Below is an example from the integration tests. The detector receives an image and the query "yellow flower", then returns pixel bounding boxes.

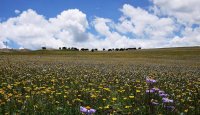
[91,94,97,98]
[7,85,12,89]
[74,98,83,102]
[17,100,22,103]
[25,95,30,98]
[103,88,111,92]
[56,93,62,95]
[8,93,13,97]
[104,105,110,109]
[118,89,125,93]
[112,97,117,101]
[51,79,55,82]
[85,106,91,110]
[123,97,127,100]
[125,105,132,109]
[129,95,134,99]
[0,89,5,94]
[136,80,140,83]
[184,109,188,113]
[136,90,141,93]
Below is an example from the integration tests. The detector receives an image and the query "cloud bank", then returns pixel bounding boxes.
[0,1,200,49]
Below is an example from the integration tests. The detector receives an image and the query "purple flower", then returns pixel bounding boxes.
[146,78,156,84]
[162,98,173,103]
[152,88,160,92]
[80,106,87,113]
[146,89,155,93]
[159,90,165,94]
[80,106,96,114]
[88,109,96,114]
[159,93,168,97]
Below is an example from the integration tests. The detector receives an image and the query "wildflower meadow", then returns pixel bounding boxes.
[0,48,200,114]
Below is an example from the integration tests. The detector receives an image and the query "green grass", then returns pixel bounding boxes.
[0,47,199,114]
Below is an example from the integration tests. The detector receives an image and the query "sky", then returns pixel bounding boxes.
[0,0,200,50]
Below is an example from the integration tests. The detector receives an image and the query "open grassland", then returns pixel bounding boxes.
[0,47,200,114]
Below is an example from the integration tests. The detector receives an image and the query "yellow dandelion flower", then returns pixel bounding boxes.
[8,93,13,97]
[7,85,12,89]
[25,95,30,98]
[118,89,125,93]
[123,97,127,100]
[184,109,188,113]
[85,106,91,110]
[91,94,97,98]
[129,95,134,99]
[104,105,110,109]
[136,80,140,83]
[136,90,141,93]
[112,97,117,101]
[103,88,111,92]
[17,100,22,103]
[125,105,132,109]
[56,93,62,95]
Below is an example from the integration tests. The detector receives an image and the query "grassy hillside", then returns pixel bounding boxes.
[0,47,199,114]
[1,47,199,66]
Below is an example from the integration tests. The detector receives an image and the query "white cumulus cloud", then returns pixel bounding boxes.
[0,2,200,50]
[14,9,21,14]
[116,4,176,39]
[0,9,93,49]
[151,0,200,25]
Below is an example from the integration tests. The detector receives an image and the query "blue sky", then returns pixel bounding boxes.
[0,0,200,49]
[0,0,150,22]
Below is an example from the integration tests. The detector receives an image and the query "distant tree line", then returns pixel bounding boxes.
[41,47,141,51]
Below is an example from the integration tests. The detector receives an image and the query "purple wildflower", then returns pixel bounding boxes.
[159,93,168,97]
[162,98,173,103]
[88,109,96,114]
[146,78,156,84]
[146,89,155,93]
[159,90,165,94]
[152,87,160,92]
[80,106,87,113]
[80,106,96,114]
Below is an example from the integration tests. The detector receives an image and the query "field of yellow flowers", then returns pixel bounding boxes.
[0,47,200,114]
